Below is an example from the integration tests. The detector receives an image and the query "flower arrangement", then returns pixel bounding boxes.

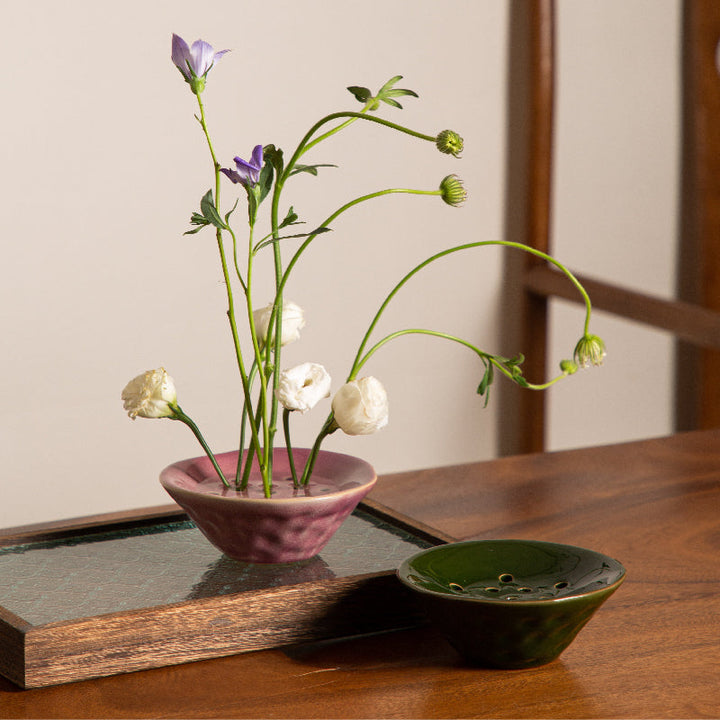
[121,34,605,499]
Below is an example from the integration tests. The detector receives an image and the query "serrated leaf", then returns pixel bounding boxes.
[375,75,419,110]
[279,206,299,229]
[347,85,371,103]
[200,190,227,230]
[189,211,210,226]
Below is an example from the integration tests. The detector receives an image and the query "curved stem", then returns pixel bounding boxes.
[275,188,440,311]
[171,406,228,487]
[300,416,338,485]
[282,111,436,183]
[349,240,593,381]
[356,328,568,389]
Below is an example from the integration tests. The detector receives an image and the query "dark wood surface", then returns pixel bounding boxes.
[1,429,719,718]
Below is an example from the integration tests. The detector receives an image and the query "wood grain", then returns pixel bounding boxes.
[0,500,448,689]
[1,429,719,717]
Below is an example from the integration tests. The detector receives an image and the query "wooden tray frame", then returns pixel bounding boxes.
[0,499,453,689]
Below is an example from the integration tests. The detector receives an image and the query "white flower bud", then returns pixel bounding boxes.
[121,368,178,419]
[331,377,389,436]
[253,300,306,349]
[276,363,332,413]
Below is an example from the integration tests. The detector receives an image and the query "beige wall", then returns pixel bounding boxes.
[0,0,678,528]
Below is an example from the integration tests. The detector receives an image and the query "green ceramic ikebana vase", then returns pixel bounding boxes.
[397,539,625,669]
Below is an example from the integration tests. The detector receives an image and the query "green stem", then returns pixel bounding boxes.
[274,188,440,315]
[300,416,338,485]
[282,111,436,183]
[263,106,438,477]
[241,395,267,492]
[350,240,592,380]
[356,328,568,389]
[171,406,228,488]
[244,222,270,473]
[282,409,300,488]
[194,93,265,480]
[236,362,258,484]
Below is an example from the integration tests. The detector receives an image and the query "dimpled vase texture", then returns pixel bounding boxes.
[398,539,625,669]
[160,448,376,563]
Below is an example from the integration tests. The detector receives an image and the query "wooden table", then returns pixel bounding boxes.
[1,429,719,718]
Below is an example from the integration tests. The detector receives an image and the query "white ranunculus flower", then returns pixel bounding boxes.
[121,368,178,419]
[331,377,389,436]
[253,300,305,348]
[275,363,332,413]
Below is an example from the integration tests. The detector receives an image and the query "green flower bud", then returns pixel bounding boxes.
[439,174,467,207]
[560,359,578,375]
[573,334,607,368]
[436,129,464,157]
[190,76,206,95]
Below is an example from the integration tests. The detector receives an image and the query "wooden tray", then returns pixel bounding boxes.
[0,499,452,688]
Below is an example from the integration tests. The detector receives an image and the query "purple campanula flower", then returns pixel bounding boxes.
[221,145,264,189]
[171,34,229,93]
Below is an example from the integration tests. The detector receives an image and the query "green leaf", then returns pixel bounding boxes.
[185,211,211,235]
[253,227,331,254]
[288,163,337,177]
[200,190,227,230]
[476,362,494,408]
[347,86,371,103]
[247,191,258,226]
[377,75,404,95]
[258,161,274,204]
[263,144,284,176]
[376,75,419,109]
[224,198,239,225]
[279,206,299,229]
[184,223,208,236]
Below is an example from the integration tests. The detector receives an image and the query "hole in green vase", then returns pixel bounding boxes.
[499,573,514,583]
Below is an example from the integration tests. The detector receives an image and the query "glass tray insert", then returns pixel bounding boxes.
[0,509,433,626]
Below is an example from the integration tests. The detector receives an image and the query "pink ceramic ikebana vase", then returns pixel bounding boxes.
[160,448,376,563]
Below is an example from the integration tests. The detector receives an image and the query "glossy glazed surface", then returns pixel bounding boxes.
[398,540,625,668]
[160,449,377,563]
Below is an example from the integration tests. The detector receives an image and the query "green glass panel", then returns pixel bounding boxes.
[0,510,432,625]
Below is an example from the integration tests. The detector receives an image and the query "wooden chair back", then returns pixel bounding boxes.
[502,0,720,455]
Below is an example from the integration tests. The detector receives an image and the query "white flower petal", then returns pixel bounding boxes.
[121,368,177,419]
[331,377,389,435]
[276,363,331,413]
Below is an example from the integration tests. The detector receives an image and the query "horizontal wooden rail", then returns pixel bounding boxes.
[523,264,720,350]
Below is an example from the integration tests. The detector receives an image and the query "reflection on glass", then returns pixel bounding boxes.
[0,511,432,625]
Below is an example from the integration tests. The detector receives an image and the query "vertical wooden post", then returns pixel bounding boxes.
[676,0,720,430]
[499,0,555,455]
